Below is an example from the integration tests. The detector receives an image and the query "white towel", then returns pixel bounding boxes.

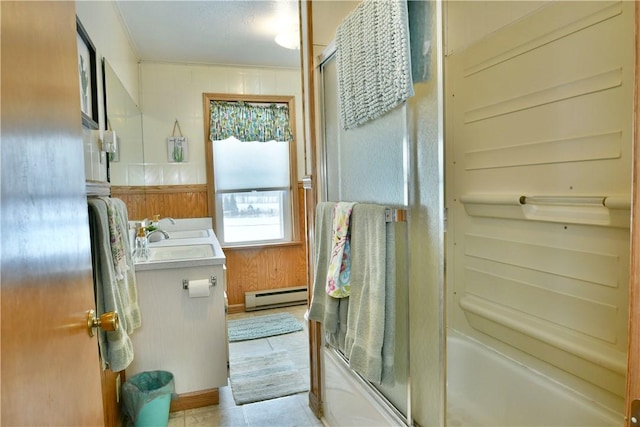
[336,0,413,129]
[344,204,395,385]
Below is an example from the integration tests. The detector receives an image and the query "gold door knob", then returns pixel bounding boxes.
[87,309,119,337]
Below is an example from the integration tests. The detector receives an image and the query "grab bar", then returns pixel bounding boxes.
[460,194,630,210]
[519,195,606,207]
[520,195,630,209]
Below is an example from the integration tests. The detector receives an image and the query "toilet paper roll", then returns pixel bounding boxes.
[187,279,210,298]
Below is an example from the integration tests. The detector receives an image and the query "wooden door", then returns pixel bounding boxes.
[1,2,105,425]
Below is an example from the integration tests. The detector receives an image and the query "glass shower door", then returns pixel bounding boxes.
[318,50,411,421]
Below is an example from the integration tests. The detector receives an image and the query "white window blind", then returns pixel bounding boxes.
[213,136,290,191]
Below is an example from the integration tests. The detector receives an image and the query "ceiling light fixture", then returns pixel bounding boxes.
[275,29,299,50]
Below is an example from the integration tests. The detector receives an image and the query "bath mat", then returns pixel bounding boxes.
[229,350,308,405]
[336,0,413,129]
[227,312,303,342]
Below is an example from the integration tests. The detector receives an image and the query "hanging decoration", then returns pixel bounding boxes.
[167,119,188,163]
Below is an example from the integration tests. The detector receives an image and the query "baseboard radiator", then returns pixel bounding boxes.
[245,286,308,311]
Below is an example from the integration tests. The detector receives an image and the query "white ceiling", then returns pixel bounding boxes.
[115,0,301,68]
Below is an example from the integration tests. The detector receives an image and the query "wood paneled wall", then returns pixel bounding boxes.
[112,184,308,311]
[112,185,209,220]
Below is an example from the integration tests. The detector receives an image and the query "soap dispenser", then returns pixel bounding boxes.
[147,214,160,232]
[133,226,150,262]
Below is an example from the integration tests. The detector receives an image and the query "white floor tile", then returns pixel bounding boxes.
[168,306,322,427]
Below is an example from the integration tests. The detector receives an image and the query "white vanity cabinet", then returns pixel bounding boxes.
[128,264,228,396]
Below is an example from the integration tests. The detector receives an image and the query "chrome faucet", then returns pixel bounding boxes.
[147,229,170,243]
[143,216,176,225]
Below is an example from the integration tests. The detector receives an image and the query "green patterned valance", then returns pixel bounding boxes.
[210,101,293,142]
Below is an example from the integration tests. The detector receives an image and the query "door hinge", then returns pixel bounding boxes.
[302,175,313,190]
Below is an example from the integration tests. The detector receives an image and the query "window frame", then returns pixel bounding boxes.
[203,93,300,248]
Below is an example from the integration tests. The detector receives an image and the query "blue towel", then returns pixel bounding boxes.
[88,197,141,372]
[308,202,349,351]
[344,204,396,385]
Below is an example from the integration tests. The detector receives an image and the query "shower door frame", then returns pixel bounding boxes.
[310,37,413,427]
[625,3,640,425]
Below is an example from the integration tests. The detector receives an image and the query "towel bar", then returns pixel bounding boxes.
[385,208,407,223]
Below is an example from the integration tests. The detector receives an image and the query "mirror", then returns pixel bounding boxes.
[102,59,144,185]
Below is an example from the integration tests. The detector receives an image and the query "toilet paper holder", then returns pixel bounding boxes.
[182,276,217,289]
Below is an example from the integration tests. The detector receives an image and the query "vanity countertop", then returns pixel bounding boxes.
[134,227,225,271]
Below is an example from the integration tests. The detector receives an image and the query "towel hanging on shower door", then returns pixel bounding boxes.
[326,202,356,298]
[336,0,414,129]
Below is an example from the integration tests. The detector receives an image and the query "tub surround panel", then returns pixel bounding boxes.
[446,0,632,418]
[460,306,626,411]
[444,1,549,56]
[447,334,622,426]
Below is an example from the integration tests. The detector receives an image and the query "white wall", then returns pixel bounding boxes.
[311,0,359,57]
[75,2,139,105]
[75,1,140,182]
[126,62,304,187]
[76,2,304,188]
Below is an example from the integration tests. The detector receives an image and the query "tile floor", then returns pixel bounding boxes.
[167,305,323,427]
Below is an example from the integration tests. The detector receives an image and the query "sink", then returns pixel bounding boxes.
[167,229,210,239]
[133,227,225,271]
[148,244,215,261]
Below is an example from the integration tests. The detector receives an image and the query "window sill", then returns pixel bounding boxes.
[221,240,305,251]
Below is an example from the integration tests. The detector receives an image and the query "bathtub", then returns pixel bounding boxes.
[446,333,623,426]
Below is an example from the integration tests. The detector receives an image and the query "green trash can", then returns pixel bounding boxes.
[122,371,175,427]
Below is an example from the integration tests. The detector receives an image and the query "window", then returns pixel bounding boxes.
[204,94,298,247]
